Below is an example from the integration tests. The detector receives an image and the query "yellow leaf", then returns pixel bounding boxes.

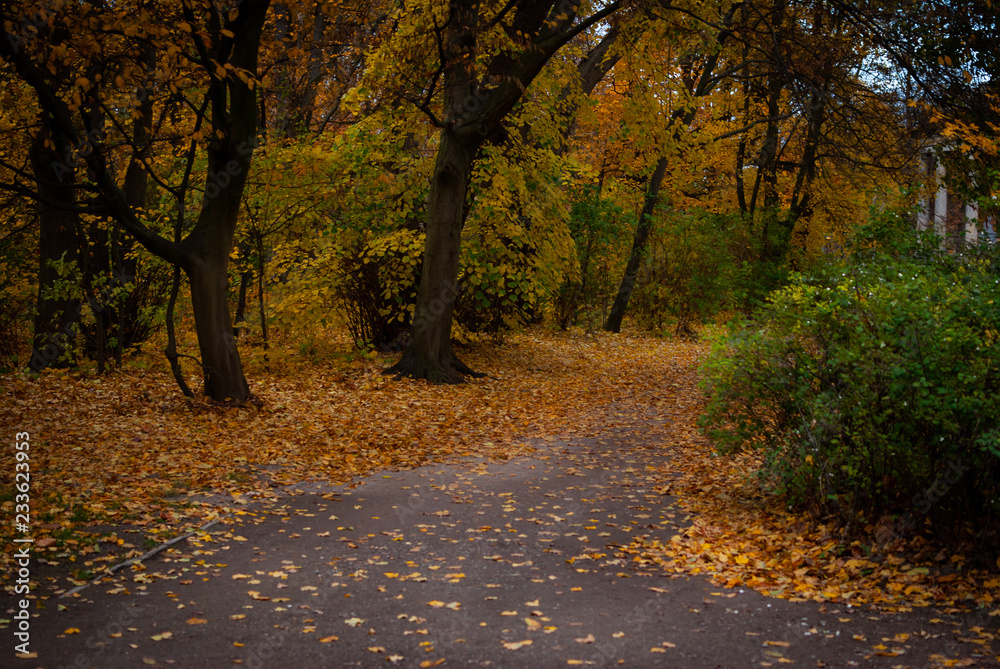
[502,640,533,650]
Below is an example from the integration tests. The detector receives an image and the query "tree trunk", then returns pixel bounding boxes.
[256,256,269,350]
[28,130,82,371]
[385,0,622,381]
[179,156,253,401]
[386,130,483,382]
[234,269,252,338]
[186,254,248,402]
[603,156,668,333]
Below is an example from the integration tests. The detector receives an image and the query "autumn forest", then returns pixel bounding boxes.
[3,0,1000,666]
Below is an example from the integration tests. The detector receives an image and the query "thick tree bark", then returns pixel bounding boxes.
[187,254,248,401]
[28,130,82,371]
[178,122,257,401]
[388,130,484,382]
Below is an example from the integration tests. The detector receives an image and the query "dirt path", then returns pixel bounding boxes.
[3,407,997,668]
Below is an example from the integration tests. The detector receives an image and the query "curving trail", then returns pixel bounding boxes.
[4,405,995,668]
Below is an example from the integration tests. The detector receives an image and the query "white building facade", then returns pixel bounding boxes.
[916,147,995,247]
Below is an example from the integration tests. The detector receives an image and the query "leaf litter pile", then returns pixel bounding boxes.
[3,327,1000,619]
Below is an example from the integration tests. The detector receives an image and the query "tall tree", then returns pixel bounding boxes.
[0,0,272,402]
[604,1,740,333]
[381,0,622,382]
[27,126,83,370]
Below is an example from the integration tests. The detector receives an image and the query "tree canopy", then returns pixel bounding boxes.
[0,0,996,396]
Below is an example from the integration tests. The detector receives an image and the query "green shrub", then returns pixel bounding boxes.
[632,210,734,337]
[700,230,1000,521]
[552,189,625,330]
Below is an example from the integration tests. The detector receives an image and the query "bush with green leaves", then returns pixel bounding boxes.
[632,209,734,337]
[700,227,1000,523]
[553,189,626,330]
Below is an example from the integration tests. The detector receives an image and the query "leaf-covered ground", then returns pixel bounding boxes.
[0,329,685,588]
[3,327,1000,618]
